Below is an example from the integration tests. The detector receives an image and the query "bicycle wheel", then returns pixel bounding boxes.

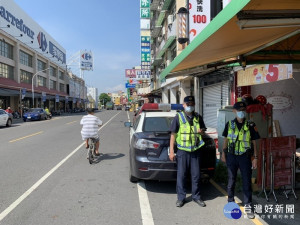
[88,140,94,164]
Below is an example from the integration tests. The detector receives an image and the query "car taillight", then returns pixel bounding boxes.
[134,139,160,150]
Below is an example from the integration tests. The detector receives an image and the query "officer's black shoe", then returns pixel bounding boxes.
[176,200,185,207]
[193,199,206,207]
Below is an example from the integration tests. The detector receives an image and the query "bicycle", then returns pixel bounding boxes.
[87,138,98,164]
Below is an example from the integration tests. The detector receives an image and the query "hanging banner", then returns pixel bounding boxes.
[125,69,151,80]
[125,69,137,78]
[21,88,26,100]
[126,83,136,88]
[42,92,46,102]
[237,64,293,87]
[189,0,211,43]
[55,94,59,103]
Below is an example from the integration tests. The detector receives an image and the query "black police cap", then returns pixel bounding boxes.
[184,96,195,103]
[233,101,246,110]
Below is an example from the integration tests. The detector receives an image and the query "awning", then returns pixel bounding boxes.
[157,35,176,58]
[0,88,20,96]
[156,11,166,27]
[160,0,300,81]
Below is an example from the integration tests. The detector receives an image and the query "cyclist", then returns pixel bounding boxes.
[45,107,50,115]
[80,108,103,156]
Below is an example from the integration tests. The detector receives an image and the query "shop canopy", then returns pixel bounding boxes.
[160,0,300,81]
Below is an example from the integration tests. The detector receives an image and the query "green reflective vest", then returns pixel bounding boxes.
[176,112,205,152]
[227,120,251,155]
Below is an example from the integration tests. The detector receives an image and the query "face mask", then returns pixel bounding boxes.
[185,106,195,113]
[236,111,246,119]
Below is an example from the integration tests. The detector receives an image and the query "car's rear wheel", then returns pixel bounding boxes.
[6,119,12,127]
[129,174,139,183]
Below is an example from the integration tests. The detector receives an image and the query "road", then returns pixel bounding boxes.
[0,110,260,225]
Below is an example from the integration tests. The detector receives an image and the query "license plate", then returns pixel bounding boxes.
[167,147,176,156]
[27,117,31,119]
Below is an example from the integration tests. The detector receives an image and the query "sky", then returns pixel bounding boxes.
[13,0,141,94]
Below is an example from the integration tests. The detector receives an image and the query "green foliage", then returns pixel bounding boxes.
[99,93,111,106]
[214,162,228,185]
[213,161,243,193]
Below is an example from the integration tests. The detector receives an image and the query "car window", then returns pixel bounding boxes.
[143,117,174,132]
[133,115,141,130]
[0,110,4,115]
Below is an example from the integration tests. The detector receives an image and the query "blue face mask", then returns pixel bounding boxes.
[237,111,246,119]
[185,106,195,113]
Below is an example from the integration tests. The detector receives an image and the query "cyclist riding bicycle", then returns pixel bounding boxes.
[80,108,103,156]
[45,107,50,115]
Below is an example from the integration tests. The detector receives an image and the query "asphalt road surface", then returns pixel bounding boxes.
[0,110,263,225]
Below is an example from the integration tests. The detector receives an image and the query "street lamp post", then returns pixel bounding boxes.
[32,68,50,108]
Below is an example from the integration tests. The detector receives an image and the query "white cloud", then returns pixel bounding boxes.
[103,84,125,93]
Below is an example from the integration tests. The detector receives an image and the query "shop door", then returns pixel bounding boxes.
[203,82,229,128]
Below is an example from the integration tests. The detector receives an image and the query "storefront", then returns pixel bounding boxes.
[236,64,300,138]
[202,81,229,128]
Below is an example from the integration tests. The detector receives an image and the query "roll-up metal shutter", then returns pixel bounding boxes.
[203,82,229,128]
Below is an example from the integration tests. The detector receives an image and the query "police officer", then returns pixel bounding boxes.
[169,96,206,208]
[221,101,260,219]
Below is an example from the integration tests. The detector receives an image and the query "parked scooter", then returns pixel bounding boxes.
[12,111,20,119]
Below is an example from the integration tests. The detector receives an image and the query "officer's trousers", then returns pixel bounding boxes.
[226,153,252,205]
[176,149,201,201]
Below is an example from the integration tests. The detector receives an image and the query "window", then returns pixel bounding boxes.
[0,40,13,59]
[59,71,64,80]
[38,75,47,87]
[0,63,14,79]
[37,59,46,71]
[133,115,141,130]
[59,83,65,92]
[143,117,173,132]
[170,44,177,61]
[19,50,33,67]
[50,80,56,90]
[49,66,57,77]
[20,70,32,84]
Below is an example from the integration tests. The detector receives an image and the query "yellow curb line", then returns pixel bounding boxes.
[66,120,77,125]
[9,131,43,143]
[209,179,264,225]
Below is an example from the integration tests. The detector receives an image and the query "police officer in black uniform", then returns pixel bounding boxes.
[169,96,207,208]
[221,101,260,219]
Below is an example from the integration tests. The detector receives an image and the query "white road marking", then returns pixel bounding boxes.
[137,182,155,225]
[127,111,154,225]
[0,112,121,222]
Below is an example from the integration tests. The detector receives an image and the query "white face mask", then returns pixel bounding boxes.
[185,106,195,113]
[236,111,246,119]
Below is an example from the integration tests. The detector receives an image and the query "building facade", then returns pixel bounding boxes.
[87,87,98,109]
[0,0,86,113]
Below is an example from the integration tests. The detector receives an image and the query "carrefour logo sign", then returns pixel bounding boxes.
[37,32,47,52]
[0,5,34,39]
[82,53,92,60]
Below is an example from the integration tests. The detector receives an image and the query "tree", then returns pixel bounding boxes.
[99,93,111,106]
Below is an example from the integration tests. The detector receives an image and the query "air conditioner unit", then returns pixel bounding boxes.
[162,28,165,36]
[168,15,173,25]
